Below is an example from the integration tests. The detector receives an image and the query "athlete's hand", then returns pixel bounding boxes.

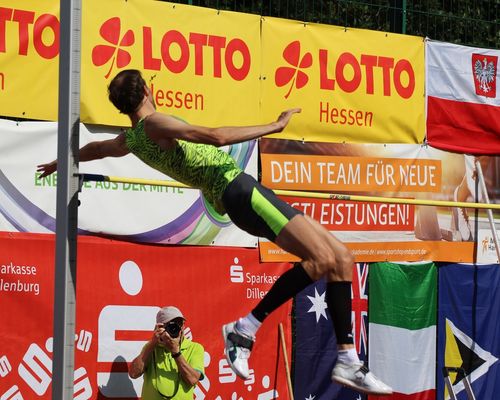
[275,108,301,132]
[37,161,57,178]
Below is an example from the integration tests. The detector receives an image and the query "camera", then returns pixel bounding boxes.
[164,321,182,338]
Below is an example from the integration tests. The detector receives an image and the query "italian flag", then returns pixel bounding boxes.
[426,40,500,155]
[368,262,437,399]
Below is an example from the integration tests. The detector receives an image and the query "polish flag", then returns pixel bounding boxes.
[426,40,500,155]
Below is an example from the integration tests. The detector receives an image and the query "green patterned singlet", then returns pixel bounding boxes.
[125,119,242,214]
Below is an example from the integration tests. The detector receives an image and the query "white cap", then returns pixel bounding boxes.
[156,306,184,324]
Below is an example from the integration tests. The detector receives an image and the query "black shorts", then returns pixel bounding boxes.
[222,172,302,242]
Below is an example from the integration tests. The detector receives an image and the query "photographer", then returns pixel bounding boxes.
[129,306,204,399]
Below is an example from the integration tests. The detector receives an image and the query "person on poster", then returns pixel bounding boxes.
[128,306,204,399]
[452,155,491,241]
[37,69,392,395]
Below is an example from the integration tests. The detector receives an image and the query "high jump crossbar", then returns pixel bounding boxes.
[79,173,500,210]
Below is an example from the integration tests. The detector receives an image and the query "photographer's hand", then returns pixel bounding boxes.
[129,324,165,379]
[153,323,166,345]
[161,330,181,354]
[167,333,202,386]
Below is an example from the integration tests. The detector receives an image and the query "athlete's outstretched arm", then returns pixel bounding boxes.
[36,133,130,178]
[144,108,301,147]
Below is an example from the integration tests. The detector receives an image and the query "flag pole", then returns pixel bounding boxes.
[279,323,294,400]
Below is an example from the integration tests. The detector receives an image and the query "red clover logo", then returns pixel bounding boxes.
[92,17,135,78]
[274,41,312,99]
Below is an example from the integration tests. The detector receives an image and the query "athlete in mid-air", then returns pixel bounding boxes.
[37,69,392,395]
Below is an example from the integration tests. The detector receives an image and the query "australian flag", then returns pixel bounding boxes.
[294,263,369,400]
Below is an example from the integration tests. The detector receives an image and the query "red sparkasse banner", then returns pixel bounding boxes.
[0,232,292,399]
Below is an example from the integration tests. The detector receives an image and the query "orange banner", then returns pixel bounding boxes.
[258,139,500,263]
[284,196,415,231]
[260,240,474,263]
[261,154,441,192]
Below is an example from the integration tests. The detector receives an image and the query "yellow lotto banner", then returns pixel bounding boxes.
[2,1,425,138]
[0,0,60,121]
[261,17,425,143]
[81,0,261,126]
[0,0,261,126]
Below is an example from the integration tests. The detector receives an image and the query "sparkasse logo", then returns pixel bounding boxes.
[229,258,244,283]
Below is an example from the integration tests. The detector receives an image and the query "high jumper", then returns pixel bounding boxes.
[37,69,392,395]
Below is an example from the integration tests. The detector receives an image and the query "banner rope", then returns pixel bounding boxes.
[78,173,500,210]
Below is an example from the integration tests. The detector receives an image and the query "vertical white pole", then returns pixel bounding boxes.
[52,0,81,398]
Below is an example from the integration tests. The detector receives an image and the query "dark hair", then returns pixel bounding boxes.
[108,69,147,114]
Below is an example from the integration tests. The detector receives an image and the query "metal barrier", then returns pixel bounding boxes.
[443,367,476,400]
[167,0,499,48]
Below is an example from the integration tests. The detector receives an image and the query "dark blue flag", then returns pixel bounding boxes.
[438,263,500,400]
[294,263,369,400]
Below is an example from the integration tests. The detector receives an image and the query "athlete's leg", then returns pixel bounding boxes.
[452,156,477,241]
[238,213,353,342]
[221,175,391,393]
[225,212,391,393]
[272,214,391,395]
[223,174,353,353]
[275,214,355,349]
[225,212,356,373]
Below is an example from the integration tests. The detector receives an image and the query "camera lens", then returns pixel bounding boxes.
[165,322,181,338]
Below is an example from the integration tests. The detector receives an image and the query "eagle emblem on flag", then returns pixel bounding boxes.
[472,54,497,98]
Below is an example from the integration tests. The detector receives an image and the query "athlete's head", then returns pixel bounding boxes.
[108,69,147,114]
